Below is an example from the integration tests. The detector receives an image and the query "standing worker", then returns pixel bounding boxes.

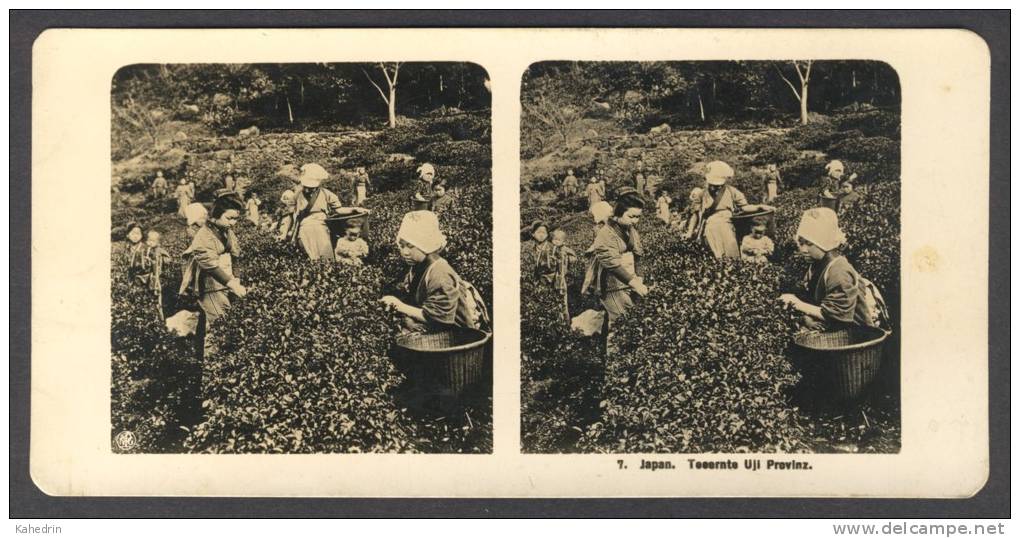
[174,176,195,219]
[180,194,249,360]
[290,163,357,261]
[151,170,168,199]
[695,161,774,259]
[763,163,781,203]
[583,188,649,354]
[562,169,579,198]
[585,175,606,209]
[354,166,371,206]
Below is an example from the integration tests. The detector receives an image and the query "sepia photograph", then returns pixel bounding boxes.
[109,62,494,454]
[520,61,902,454]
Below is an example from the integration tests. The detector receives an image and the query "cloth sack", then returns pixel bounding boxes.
[166,310,200,337]
[571,309,606,336]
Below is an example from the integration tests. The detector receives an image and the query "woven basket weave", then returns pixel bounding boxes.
[394,328,491,396]
[792,326,889,401]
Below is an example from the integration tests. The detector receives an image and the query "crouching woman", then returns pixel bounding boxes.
[380,210,480,333]
[780,207,877,331]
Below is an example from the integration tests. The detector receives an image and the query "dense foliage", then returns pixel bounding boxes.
[112,112,493,454]
[521,83,902,454]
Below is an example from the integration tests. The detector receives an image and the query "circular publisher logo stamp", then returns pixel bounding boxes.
[114,430,137,451]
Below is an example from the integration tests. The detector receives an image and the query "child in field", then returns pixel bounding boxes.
[141,230,173,290]
[431,182,454,214]
[656,189,672,225]
[124,222,146,278]
[522,220,556,283]
[245,192,262,226]
[740,216,774,264]
[334,224,370,266]
[682,186,704,239]
[276,188,297,241]
[549,228,578,292]
[838,178,862,213]
[185,203,208,238]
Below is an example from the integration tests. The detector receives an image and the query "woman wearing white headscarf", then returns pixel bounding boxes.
[381,210,477,333]
[780,207,875,330]
[290,163,356,261]
[695,161,774,259]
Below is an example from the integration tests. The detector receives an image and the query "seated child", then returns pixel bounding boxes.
[431,182,454,214]
[740,216,774,264]
[334,224,370,266]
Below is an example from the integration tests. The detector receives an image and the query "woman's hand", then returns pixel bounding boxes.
[759,204,775,212]
[629,277,650,297]
[380,295,404,311]
[779,293,800,307]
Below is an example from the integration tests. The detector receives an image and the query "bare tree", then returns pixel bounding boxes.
[112,95,170,155]
[776,60,813,125]
[363,62,402,128]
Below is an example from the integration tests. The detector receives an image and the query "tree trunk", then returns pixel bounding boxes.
[387,87,397,128]
[698,92,705,122]
[286,95,294,124]
[799,83,809,125]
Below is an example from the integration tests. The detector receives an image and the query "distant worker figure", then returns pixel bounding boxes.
[175,177,195,219]
[763,163,781,203]
[562,169,579,197]
[151,170,168,198]
[415,163,437,203]
[245,192,262,226]
[585,175,606,209]
[695,161,774,259]
[354,166,371,206]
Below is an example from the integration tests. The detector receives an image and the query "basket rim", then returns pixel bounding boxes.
[732,208,775,220]
[395,328,492,353]
[793,327,891,352]
[325,208,372,221]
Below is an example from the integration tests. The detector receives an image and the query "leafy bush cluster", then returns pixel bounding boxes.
[111,114,493,454]
[521,163,901,454]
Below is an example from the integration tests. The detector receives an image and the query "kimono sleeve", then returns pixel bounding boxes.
[731,187,750,209]
[593,231,636,284]
[820,266,859,324]
[188,232,233,285]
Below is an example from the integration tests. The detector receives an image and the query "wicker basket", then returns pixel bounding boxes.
[394,327,491,396]
[325,209,372,247]
[791,326,890,401]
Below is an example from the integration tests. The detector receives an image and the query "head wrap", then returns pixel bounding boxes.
[299,163,329,188]
[825,160,845,176]
[397,210,446,254]
[416,163,436,179]
[590,201,613,224]
[796,207,847,251]
[184,203,208,226]
[705,160,734,186]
